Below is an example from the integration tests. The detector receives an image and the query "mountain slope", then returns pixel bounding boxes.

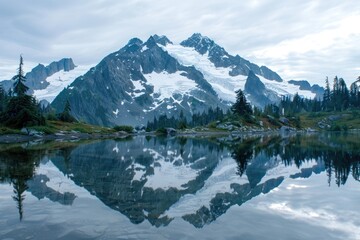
[50,34,321,127]
[51,36,227,126]
[163,33,318,103]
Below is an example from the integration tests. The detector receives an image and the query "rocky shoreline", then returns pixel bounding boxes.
[0,131,132,144]
[0,126,307,144]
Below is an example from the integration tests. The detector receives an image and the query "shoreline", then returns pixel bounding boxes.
[0,128,293,144]
[0,132,132,144]
[1,128,356,144]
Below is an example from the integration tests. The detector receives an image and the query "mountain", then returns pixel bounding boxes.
[51,35,227,126]
[0,58,89,103]
[51,34,319,126]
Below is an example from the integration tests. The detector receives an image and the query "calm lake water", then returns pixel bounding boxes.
[1,133,360,240]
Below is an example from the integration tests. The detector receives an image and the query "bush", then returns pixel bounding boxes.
[113,125,134,133]
[156,128,167,135]
[330,125,341,131]
[207,121,217,129]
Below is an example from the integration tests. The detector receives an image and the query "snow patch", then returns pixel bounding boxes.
[33,65,90,103]
[141,45,149,52]
[113,109,119,117]
[259,75,316,99]
[144,71,197,101]
[163,44,246,102]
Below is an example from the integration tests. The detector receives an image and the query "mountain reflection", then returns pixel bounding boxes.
[1,133,360,227]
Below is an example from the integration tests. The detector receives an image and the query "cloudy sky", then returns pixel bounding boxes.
[0,0,359,85]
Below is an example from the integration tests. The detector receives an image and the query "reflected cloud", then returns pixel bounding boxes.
[261,202,360,239]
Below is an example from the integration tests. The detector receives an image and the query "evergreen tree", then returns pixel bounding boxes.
[2,56,45,128]
[0,84,8,113]
[323,77,331,111]
[12,55,29,96]
[350,80,360,108]
[231,89,252,116]
[338,78,349,110]
[59,100,77,122]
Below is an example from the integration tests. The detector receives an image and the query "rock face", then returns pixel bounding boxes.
[244,71,280,107]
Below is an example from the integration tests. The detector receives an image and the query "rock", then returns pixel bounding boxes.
[166,128,177,136]
[28,129,43,136]
[280,126,296,133]
[21,128,29,134]
[279,117,289,125]
[328,115,341,121]
[20,128,43,136]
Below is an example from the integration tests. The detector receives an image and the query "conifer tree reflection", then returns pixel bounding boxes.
[0,147,41,221]
[230,137,260,177]
[12,178,28,221]
[227,133,360,187]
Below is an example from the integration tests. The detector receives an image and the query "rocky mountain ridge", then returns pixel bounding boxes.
[51,34,323,126]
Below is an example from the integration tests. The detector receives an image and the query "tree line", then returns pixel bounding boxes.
[273,76,360,116]
[146,106,226,131]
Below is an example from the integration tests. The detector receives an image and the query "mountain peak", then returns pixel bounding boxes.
[144,36,158,48]
[181,33,215,55]
[126,38,143,47]
[152,34,172,46]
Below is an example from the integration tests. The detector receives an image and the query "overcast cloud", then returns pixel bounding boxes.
[0,0,359,85]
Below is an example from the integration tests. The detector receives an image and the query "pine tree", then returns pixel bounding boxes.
[59,100,77,122]
[2,56,45,128]
[323,77,331,111]
[0,84,8,113]
[12,55,29,96]
[231,89,252,116]
[339,78,349,110]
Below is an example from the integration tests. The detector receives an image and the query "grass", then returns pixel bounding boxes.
[0,127,23,135]
[299,110,360,130]
[0,120,116,136]
[45,120,116,134]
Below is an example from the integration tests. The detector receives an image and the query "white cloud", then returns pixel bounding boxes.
[0,0,359,85]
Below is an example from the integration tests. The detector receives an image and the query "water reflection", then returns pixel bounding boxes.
[229,134,360,186]
[0,143,79,221]
[0,146,42,220]
[0,133,360,229]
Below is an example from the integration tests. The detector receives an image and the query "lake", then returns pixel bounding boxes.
[1,133,360,240]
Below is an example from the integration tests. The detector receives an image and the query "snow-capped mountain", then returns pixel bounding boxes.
[0,58,89,103]
[50,34,322,126]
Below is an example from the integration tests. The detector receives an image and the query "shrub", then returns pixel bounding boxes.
[113,125,134,133]
[156,128,167,135]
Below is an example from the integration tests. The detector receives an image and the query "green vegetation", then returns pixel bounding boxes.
[113,125,134,133]
[46,121,115,134]
[58,100,77,123]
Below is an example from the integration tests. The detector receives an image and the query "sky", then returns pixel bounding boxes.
[0,0,359,86]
